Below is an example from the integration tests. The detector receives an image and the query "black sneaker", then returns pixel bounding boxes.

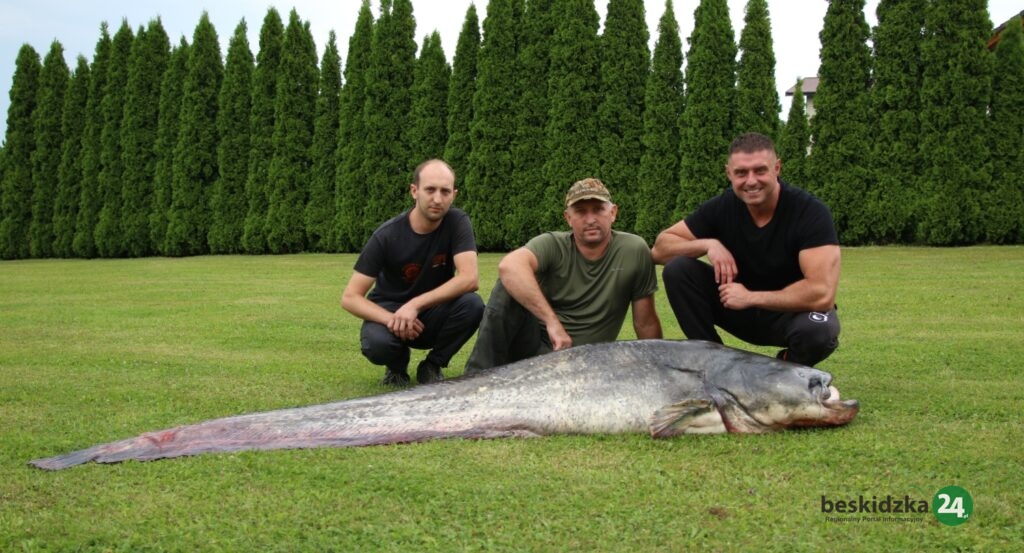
[381,368,411,387]
[416,360,444,384]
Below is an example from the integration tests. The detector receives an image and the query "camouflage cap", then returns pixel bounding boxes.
[564,178,612,208]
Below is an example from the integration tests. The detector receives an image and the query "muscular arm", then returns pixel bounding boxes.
[718,244,841,312]
[652,219,738,284]
[630,295,663,339]
[498,247,572,350]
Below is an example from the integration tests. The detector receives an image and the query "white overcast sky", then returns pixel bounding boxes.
[1,1,1021,139]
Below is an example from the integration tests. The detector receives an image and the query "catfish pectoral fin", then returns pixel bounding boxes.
[649,399,726,438]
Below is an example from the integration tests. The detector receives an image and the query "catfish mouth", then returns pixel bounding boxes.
[816,385,860,426]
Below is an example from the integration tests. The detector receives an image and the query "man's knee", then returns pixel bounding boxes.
[787,310,840,365]
[360,323,403,365]
[451,292,485,326]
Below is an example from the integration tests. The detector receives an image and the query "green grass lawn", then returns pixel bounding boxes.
[1,248,1021,551]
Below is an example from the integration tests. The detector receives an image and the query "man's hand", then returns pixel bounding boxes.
[718,281,755,310]
[387,304,424,341]
[705,239,738,284]
[546,321,573,351]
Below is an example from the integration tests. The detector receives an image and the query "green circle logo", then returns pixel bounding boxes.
[932,485,973,526]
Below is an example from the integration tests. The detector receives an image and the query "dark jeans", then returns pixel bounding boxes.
[360,292,484,373]
[662,256,840,367]
[464,281,552,374]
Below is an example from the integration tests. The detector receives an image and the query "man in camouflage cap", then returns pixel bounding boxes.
[465,178,662,373]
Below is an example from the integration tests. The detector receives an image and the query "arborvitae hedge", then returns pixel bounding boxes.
[265,10,317,254]
[94,21,134,258]
[29,41,69,258]
[918,0,993,245]
[305,30,340,253]
[121,19,170,258]
[150,38,188,255]
[52,56,89,257]
[677,0,736,218]
[635,0,684,244]
[465,0,520,250]
[334,1,374,252]
[808,0,873,244]
[209,20,253,254]
[2,1,1023,258]
[869,0,926,244]
[408,32,451,164]
[542,0,601,231]
[444,5,480,196]
[72,25,110,259]
[0,45,40,260]
[597,0,649,233]
[242,8,283,254]
[734,0,780,140]
[777,77,809,188]
[987,17,1024,243]
[507,0,554,247]
[165,13,222,256]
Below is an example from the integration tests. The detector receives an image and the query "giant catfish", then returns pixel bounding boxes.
[30,340,859,470]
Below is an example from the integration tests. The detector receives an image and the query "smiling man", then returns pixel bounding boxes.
[342,159,484,386]
[464,178,662,373]
[651,132,841,367]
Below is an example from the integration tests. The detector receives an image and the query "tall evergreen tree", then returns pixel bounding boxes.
[734,0,780,139]
[541,0,600,232]
[150,38,189,255]
[986,17,1024,243]
[121,19,170,257]
[29,41,69,258]
[266,10,318,253]
[508,0,555,246]
[635,0,685,243]
[597,0,649,233]
[443,4,480,190]
[0,45,40,259]
[870,0,926,243]
[777,77,810,188]
[333,1,374,252]
[209,20,254,254]
[53,56,90,257]
[465,0,521,249]
[807,0,873,244]
[677,0,737,218]
[165,12,222,256]
[242,8,284,253]
[305,30,341,252]
[72,25,111,258]
[360,0,418,238]
[93,20,134,257]
[917,1,993,244]
[408,32,451,162]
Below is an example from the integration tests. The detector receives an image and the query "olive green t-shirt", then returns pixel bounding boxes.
[525,230,658,345]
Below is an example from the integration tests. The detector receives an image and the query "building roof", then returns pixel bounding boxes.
[784,77,819,96]
[988,10,1024,50]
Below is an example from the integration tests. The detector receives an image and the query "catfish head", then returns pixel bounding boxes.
[703,358,860,433]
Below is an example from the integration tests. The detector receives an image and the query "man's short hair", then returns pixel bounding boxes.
[412,159,455,185]
[729,132,777,156]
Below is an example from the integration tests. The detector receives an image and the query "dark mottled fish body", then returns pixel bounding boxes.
[30,340,859,470]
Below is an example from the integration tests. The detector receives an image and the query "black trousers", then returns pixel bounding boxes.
[463,280,553,374]
[662,256,840,367]
[359,292,484,373]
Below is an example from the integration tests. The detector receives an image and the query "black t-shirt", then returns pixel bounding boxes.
[685,180,838,291]
[354,208,477,304]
